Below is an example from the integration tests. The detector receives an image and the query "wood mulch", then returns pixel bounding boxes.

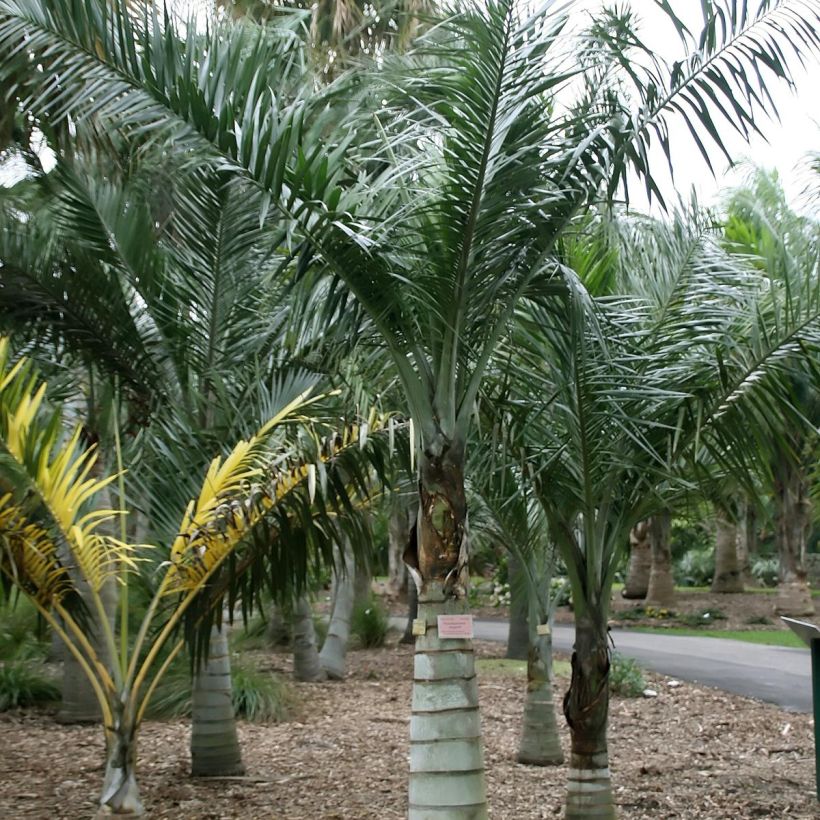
[0,638,816,819]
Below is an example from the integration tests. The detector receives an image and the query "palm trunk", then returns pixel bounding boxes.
[406,438,488,819]
[644,512,674,609]
[190,625,245,777]
[319,541,355,679]
[401,580,418,644]
[388,498,413,596]
[517,629,563,766]
[506,552,529,661]
[711,507,744,593]
[292,596,325,682]
[563,613,614,819]
[774,453,814,616]
[622,521,650,599]
[100,718,143,815]
[266,604,290,647]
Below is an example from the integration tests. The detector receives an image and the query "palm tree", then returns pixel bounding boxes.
[2,1,819,812]
[505,206,820,818]
[0,340,393,813]
[723,169,820,616]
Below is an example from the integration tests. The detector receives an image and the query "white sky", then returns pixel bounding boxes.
[578,0,820,213]
[2,0,818,212]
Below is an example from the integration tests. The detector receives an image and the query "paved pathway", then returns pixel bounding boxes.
[392,617,814,712]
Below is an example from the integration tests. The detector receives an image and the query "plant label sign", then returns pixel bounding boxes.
[437,614,474,639]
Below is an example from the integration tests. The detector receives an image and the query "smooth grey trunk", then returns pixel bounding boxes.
[644,512,674,609]
[409,584,487,819]
[711,507,744,593]
[58,576,117,724]
[622,521,650,599]
[319,542,355,679]
[388,497,414,596]
[292,596,325,682]
[774,452,814,616]
[517,629,563,766]
[190,624,245,777]
[735,499,754,586]
[401,581,418,644]
[505,552,529,661]
[100,721,143,815]
[266,604,290,647]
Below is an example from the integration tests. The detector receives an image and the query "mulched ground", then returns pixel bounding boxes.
[1,637,817,819]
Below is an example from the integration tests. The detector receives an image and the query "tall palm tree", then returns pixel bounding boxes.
[724,169,820,616]
[2,1,819,813]
[504,206,820,818]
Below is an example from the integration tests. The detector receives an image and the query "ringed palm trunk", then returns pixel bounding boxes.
[644,513,674,609]
[505,552,529,661]
[292,596,325,682]
[711,508,744,593]
[319,541,355,679]
[406,438,488,819]
[622,521,650,600]
[563,613,614,819]
[190,624,245,777]
[773,454,814,616]
[517,627,563,766]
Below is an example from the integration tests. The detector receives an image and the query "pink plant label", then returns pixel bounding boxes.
[437,614,474,639]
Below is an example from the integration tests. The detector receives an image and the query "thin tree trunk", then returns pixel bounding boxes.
[319,541,355,679]
[388,497,412,597]
[644,513,674,609]
[190,624,245,777]
[735,498,755,586]
[563,613,614,819]
[292,596,325,682]
[712,507,744,593]
[405,439,488,819]
[506,552,529,660]
[401,579,418,645]
[517,629,563,766]
[100,718,143,815]
[774,453,814,616]
[266,604,290,647]
[622,521,650,599]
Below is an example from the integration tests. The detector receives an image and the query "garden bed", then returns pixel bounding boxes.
[0,638,816,819]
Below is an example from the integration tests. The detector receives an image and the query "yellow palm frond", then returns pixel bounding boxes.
[0,495,72,605]
[0,339,133,597]
[162,409,389,596]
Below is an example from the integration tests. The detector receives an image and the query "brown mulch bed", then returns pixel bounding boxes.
[0,639,816,819]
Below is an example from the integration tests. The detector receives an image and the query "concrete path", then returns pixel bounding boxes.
[392,617,814,712]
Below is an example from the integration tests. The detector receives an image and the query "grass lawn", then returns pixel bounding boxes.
[611,582,820,598]
[631,626,805,648]
[476,657,572,677]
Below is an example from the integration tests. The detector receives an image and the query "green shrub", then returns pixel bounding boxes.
[751,557,779,588]
[674,549,714,587]
[0,599,48,661]
[550,577,571,608]
[231,659,296,722]
[746,615,773,626]
[677,608,726,627]
[230,614,270,652]
[147,655,295,723]
[608,653,645,698]
[351,596,388,648]
[0,661,60,710]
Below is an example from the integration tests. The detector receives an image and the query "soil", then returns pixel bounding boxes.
[1,637,817,819]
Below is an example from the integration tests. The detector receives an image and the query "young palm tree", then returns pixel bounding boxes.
[2,1,819,812]
[0,339,392,814]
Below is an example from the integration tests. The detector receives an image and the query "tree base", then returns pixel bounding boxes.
[773,581,815,617]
